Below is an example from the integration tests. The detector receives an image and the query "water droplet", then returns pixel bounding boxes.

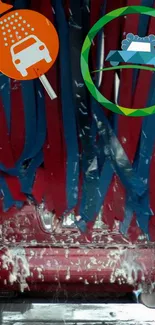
[0,22,3,25]
[13,27,16,30]
[21,28,24,31]
[19,16,22,20]
[8,29,11,33]
[10,22,13,25]
[4,37,7,41]
[12,40,15,43]
[18,24,21,27]
[23,20,26,24]
[1,26,5,30]
[10,35,13,38]
[3,32,6,35]
[8,17,11,20]
[6,24,9,27]
[27,24,30,27]
[15,12,18,16]
[31,28,34,31]
[4,19,7,22]
[15,31,19,34]
[122,137,127,144]
[5,43,8,46]
[15,19,18,23]
[11,15,14,18]
[25,32,28,35]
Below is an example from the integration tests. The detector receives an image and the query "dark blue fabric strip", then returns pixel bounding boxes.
[0,176,15,211]
[13,0,30,9]
[95,0,107,89]
[27,79,46,159]
[93,105,146,196]
[0,80,45,176]
[0,74,16,210]
[120,4,155,236]
[53,0,79,210]
[77,0,149,230]
[76,96,148,231]
[95,160,113,216]
[0,80,37,175]
[132,0,154,94]
[19,81,37,162]
[68,0,100,222]
[3,0,37,167]
[13,0,38,164]
[93,112,118,217]
[134,77,155,235]
[76,104,149,231]
[119,197,133,235]
[93,106,150,217]
[93,102,118,218]
[0,175,23,211]
[91,1,107,143]
[20,150,43,194]
[0,76,16,210]
[78,1,109,225]
[120,77,155,237]
[18,80,45,193]
[0,0,46,210]
[0,73,18,210]
[89,0,124,224]
[0,74,11,132]
[138,0,154,35]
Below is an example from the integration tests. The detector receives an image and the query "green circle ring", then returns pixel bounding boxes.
[81,6,155,117]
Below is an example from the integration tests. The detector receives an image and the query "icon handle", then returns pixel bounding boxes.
[39,74,57,100]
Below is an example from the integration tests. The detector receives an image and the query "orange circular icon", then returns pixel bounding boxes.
[0,9,59,80]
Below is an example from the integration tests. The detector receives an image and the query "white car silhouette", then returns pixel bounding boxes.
[11,35,52,77]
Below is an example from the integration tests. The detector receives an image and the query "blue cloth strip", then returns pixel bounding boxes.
[25,79,46,159]
[138,0,154,36]
[20,150,43,194]
[93,105,146,196]
[13,0,30,9]
[53,0,79,210]
[18,81,37,162]
[132,0,154,96]
[95,0,107,89]
[19,80,45,193]
[0,74,11,132]
[0,74,17,210]
[88,0,121,224]
[68,0,99,223]
[0,80,45,175]
[120,4,155,236]
[78,1,108,227]
[0,0,46,209]
[133,79,155,235]
[94,106,150,214]
[77,0,148,230]
[13,0,37,165]
[0,176,16,211]
[0,176,23,211]
[119,197,133,235]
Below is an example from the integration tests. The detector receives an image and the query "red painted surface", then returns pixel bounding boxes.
[0,201,153,292]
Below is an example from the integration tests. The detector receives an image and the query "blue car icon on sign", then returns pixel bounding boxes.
[106,33,155,66]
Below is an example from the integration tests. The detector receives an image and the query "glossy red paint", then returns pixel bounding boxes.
[0,200,153,292]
